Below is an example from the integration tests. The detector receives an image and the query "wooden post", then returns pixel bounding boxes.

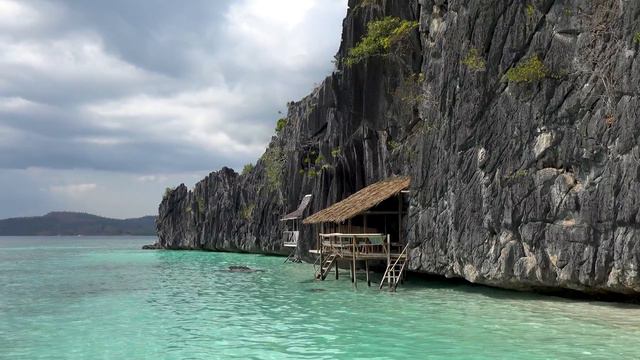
[319,223,324,280]
[363,214,367,234]
[366,260,370,287]
[350,261,354,282]
[353,237,357,289]
[387,234,391,287]
[335,258,339,280]
[398,193,402,246]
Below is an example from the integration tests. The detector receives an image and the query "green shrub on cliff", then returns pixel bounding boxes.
[356,0,379,8]
[526,4,535,19]
[242,163,254,175]
[261,146,284,190]
[345,17,418,66]
[505,56,548,83]
[163,187,173,199]
[503,169,530,184]
[275,118,287,133]
[241,204,255,220]
[462,48,486,72]
[197,196,205,213]
[395,72,426,108]
[387,139,401,151]
[634,32,640,44]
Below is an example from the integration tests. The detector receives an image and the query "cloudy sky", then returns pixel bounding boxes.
[0,0,346,219]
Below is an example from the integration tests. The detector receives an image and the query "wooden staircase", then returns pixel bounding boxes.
[283,249,301,264]
[315,253,338,280]
[379,245,409,291]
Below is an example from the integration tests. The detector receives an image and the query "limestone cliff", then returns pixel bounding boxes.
[157,0,640,296]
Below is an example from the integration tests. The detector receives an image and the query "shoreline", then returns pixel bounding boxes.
[143,245,640,305]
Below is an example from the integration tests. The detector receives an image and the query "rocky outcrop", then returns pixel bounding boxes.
[157,0,640,296]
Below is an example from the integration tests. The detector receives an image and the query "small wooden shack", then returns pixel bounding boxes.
[303,177,410,290]
[280,194,312,262]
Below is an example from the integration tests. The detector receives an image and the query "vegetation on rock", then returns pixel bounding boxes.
[197,196,205,213]
[387,139,401,151]
[395,72,426,108]
[242,163,255,175]
[462,48,486,72]
[345,17,418,66]
[526,4,535,19]
[275,118,287,133]
[261,146,285,190]
[505,56,548,83]
[503,169,530,185]
[356,0,379,8]
[241,204,255,220]
[299,148,332,178]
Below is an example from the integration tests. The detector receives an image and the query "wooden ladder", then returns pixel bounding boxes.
[283,249,299,264]
[379,244,409,291]
[316,253,338,280]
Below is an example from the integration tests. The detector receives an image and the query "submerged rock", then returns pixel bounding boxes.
[142,243,162,250]
[157,0,640,296]
[226,266,263,273]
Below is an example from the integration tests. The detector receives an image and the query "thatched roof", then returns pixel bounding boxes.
[281,194,312,221]
[303,177,410,224]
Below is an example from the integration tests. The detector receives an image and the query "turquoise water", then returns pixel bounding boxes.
[1,237,639,359]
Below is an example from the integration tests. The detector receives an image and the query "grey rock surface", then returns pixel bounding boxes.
[157,0,640,295]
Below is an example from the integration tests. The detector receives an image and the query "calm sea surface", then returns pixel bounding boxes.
[1,236,639,359]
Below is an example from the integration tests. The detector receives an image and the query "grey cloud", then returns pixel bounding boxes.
[0,0,346,217]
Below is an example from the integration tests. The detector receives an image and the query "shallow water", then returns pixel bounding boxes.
[1,236,639,359]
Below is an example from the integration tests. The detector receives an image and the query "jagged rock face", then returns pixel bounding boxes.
[157,0,640,295]
[408,0,640,295]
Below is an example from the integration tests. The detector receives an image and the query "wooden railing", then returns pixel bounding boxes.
[282,231,299,247]
[317,233,405,259]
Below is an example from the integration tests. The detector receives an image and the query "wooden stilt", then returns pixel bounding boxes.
[353,241,357,289]
[386,234,391,288]
[318,223,324,280]
[335,259,339,280]
[398,193,402,246]
[350,261,354,282]
[366,260,370,287]
[348,219,356,288]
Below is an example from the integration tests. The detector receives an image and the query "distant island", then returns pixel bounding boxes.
[0,212,157,236]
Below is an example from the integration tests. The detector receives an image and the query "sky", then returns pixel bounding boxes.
[0,0,347,219]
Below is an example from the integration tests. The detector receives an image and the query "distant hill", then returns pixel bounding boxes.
[0,212,157,236]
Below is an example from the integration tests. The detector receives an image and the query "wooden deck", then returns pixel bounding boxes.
[311,232,407,289]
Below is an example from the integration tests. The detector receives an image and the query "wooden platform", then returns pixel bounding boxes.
[315,233,404,260]
[311,232,407,289]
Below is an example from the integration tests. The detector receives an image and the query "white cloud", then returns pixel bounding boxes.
[222,0,344,71]
[230,0,316,30]
[0,33,160,88]
[0,96,51,113]
[83,87,271,158]
[75,136,130,146]
[136,175,169,183]
[49,183,97,196]
[0,0,42,30]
